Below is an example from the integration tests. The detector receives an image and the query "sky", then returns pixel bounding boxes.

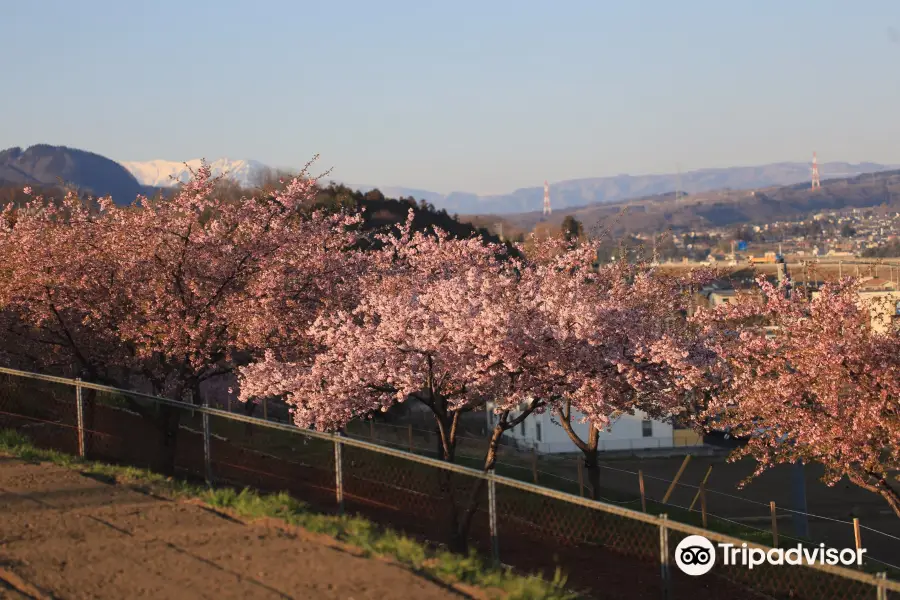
[3,0,900,195]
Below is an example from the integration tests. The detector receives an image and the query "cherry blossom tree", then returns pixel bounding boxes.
[0,161,365,471]
[0,189,127,380]
[239,212,542,549]
[241,216,575,548]
[521,237,715,499]
[695,277,900,516]
[238,213,714,548]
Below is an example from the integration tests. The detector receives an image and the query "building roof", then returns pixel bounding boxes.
[858,277,895,290]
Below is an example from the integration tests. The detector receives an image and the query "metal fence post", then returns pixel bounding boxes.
[639,469,647,513]
[659,514,671,600]
[876,572,887,600]
[488,472,500,568]
[334,433,344,515]
[202,398,212,485]
[75,378,85,458]
[770,501,779,547]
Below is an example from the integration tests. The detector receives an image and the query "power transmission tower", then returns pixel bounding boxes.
[811,151,821,190]
[543,181,551,215]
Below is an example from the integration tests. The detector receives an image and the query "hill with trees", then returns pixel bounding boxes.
[0,157,505,248]
[466,170,900,238]
[0,145,158,203]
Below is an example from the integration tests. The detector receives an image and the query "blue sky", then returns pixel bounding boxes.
[4,0,900,194]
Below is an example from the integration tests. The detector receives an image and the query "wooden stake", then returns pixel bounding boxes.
[577,458,584,497]
[662,455,692,504]
[700,480,708,529]
[689,465,713,511]
[408,423,413,452]
[854,518,862,552]
[770,501,779,547]
[638,469,647,513]
[531,447,539,484]
[262,397,268,420]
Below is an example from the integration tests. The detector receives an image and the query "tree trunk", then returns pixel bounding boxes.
[452,421,507,553]
[583,423,601,500]
[427,394,540,555]
[432,411,464,553]
[447,501,466,554]
[879,482,900,518]
[584,451,602,501]
[850,473,900,518]
[555,403,603,499]
[242,398,257,439]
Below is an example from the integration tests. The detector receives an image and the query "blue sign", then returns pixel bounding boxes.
[737,241,748,251]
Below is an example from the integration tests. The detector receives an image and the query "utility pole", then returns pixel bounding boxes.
[811,151,821,190]
[543,181,551,215]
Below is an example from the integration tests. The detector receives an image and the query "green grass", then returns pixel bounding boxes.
[0,429,577,600]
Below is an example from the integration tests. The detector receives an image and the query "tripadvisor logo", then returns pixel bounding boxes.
[675,535,716,576]
[674,535,866,576]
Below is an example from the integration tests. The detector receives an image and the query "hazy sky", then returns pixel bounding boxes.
[4,0,900,194]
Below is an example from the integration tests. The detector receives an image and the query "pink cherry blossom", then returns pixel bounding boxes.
[695,276,900,516]
[0,160,366,471]
[238,218,716,547]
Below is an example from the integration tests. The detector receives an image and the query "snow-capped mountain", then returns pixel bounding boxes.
[121,158,271,189]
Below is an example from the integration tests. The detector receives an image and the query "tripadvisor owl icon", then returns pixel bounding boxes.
[675,535,716,576]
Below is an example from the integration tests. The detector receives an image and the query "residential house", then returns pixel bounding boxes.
[810,277,900,334]
[487,403,694,454]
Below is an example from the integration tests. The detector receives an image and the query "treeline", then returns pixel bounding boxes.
[0,177,507,250]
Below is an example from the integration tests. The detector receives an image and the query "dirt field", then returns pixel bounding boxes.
[0,456,465,600]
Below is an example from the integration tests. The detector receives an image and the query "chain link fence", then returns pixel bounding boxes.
[0,366,897,600]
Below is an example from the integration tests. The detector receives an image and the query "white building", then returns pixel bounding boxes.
[487,403,689,454]
[811,287,900,334]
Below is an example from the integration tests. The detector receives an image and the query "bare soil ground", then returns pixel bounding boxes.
[0,456,465,600]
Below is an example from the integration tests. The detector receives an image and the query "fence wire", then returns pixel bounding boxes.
[0,366,897,600]
[346,417,900,573]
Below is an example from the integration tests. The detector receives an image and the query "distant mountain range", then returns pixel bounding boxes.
[121,158,450,206]
[123,157,899,215]
[121,158,271,189]
[4,145,898,218]
[395,161,896,215]
[464,168,900,239]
